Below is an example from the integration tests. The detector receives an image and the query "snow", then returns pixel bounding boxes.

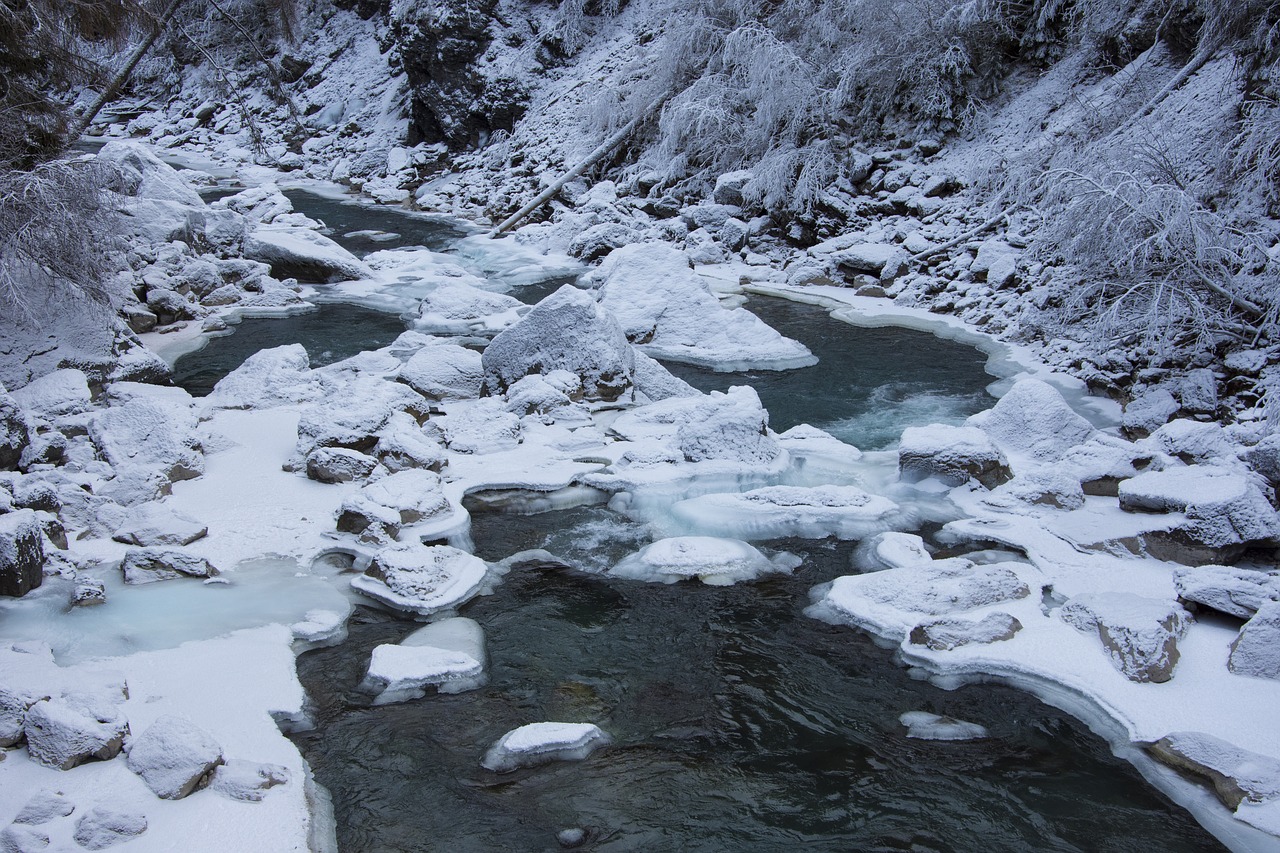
[899,711,990,741]
[361,617,487,704]
[351,543,490,618]
[242,226,371,284]
[480,722,610,773]
[670,485,899,540]
[610,536,800,586]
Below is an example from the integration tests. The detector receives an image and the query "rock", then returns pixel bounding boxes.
[205,344,321,409]
[211,183,292,224]
[681,203,741,232]
[433,398,522,454]
[98,142,202,207]
[0,386,30,470]
[631,351,698,402]
[373,414,446,472]
[971,239,1015,277]
[568,222,637,262]
[898,425,1009,488]
[1118,466,1280,564]
[120,548,218,584]
[412,284,524,336]
[126,715,224,799]
[0,509,44,597]
[72,577,106,607]
[111,504,207,547]
[899,711,988,741]
[1147,420,1235,465]
[1173,565,1280,618]
[851,532,932,572]
[361,617,487,703]
[1123,388,1180,437]
[610,536,800,586]
[242,226,371,283]
[397,344,484,401]
[829,243,904,276]
[90,397,202,503]
[503,372,586,421]
[305,447,379,484]
[0,825,49,853]
[1059,593,1188,683]
[13,790,75,825]
[968,379,1096,464]
[593,243,813,369]
[351,542,489,618]
[908,611,1023,651]
[23,695,129,770]
[336,469,451,539]
[209,759,291,802]
[1228,601,1280,679]
[1059,438,1156,497]
[296,380,428,456]
[1174,368,1218,415]
[713,170,753,206]
[981,471,1086,511]
[482,285,635,402]
[1145,731,1280,810]
[481,722,610,773]
[1244,433,1280,484]
[71,806,147,850]
[9,370,92,420]
[670,485,899,541]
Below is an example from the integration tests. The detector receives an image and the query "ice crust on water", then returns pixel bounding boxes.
[610,536,800,586]
[670,485,899,540]
[361,617,487,704]
[899,711,989,741]
[481,722,610,773]
[591,243,815,370]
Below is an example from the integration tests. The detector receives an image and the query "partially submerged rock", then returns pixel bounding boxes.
[1059,593,1188,683]
[481,722,610,773]
[120,548,218,584]
[898,425,1009,489]
[899,711,989,741]
[126,715,224,799]
[352,543,489,618]
[1228,601,1280,680]
[1146,731,1280,811]
[243,225,371,283]
[851,532,932,572]
[361,617,487,704]
[610,536,800,586]
[908,611,1022,651]
[671,485,898,540]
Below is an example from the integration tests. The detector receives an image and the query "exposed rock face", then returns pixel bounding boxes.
[1228,601,1280,680]
[908,611,1023,651]
[126,715,224,799]
[1059,593,1189,683]
[898,424,1009,488]
[392,0,528,150]
[0,385,30,470]
[482,285,634,402]
[0,509,44,597]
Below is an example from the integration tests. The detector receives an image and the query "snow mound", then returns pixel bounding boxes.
[967,378,1096,465]
[205,345,321,410]
[352,543,489,618]
[412,282,525,335]
[481,722,610,773]
[610,536,800,585]
[361,617,487,704]
[671,485,899,540]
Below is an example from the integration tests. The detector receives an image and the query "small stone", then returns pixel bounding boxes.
[72,578,107,607]
[13,790,75,825]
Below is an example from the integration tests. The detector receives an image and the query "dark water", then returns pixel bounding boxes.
[292,506,1223,853]
[171,304,407,396]
[281,189,472,256]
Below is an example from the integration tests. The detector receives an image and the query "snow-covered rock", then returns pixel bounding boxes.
[1228,601,1280,680]
[671,485,898,540]
[111,503,207,547]
[593,243,814,369]
[631,351,698,403]
[1244,433,1280,484]
[295,380,428,456]
[120,548,218,584]
[412,283,525,335]
[209,759,291,802]
[23,695,129,770]
[481,722,610,773]
[9,370,92,420]
[397,343,484,401]
[827,243,905,277]
[351,542,489,618]
[243,226,371,283]
[126,715,224,799]
[432,398,522,454]
[0,386,29,470]
[90,396,203,504]
[336,469,451,539]
[0,509,44,597]
[1058,438,1157,496]
[1146,419,1236,465]
[1173,565,1280,619]
[0,824,50,852]
[908,611,1022,651]
[12,790,75,825]
[1118,465,1280,564]
[204,345,321,410]
[608,386,782,467]
[980,470,1085,512]
[72,806,147,850]
[304,447,378,484]
[1123,388,1180,437]
[899,711,989,741]
[610,536,800,586]
[482,285,634,402]
[361,617,487,703]
[898,425,1009,488]
[1059,593,1189,683]
[851,532,932,572]
[1146,731,1280,811]
[968,378,1096,464]
[373,414,446,472]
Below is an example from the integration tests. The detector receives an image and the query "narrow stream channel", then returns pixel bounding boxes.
[173,189,1225,851]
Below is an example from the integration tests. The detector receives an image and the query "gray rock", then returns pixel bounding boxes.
[305,447,379,484]
[1173,565,1280,619]
[90,397,202,504]
[209,759,291,802]
[120,548,218,585]
[713,170,752,206]
[568,222,637,262]
[72,806,147,850]
[0,509,44,597]
[1174,368,1218,415]
[336,469,451,540]
[1147,420,1235,465]
[898,425,1010,489]
[909,611,1023,651]
[23,696,129,770]
[72,577,107,607]
[13,790,75,824]
[242,226,371,283]
[1244,433,1280,484]
[1145,731,1280,810]
[295,381,428,457]
[1228,601,1280,680]
[0,386,30,470]
[373,416,446,473]
[1122,388,1179,437]
[111,504,207,547]
[1060,593,1188,683]
[126,715,224,799]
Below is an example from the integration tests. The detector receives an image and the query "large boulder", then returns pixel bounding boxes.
[120,548,218,584]
[397,344,484,401]
[351,542,489,618]
[898,425,1009,488]
[1147,419,1236,465]
[90,396,203,504]
[9,369,92,420]
[1228,601,1280,680]
[23,695,129,770]
[243,226,371,283]
[1122,388,1180,437]
[1060,593,1188,683]
[482,285,634,402]
[0,509,44,597]
[296,380,428,457]
[205,344,321,410]
[72,806,147,850]
[593,243,813,369]
[1118,466,1280,564]
[968,379,1096,464]
[126,715,224,799]
[1173,565,1280,619]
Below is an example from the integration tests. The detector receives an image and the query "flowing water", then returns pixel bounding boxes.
[165,188,1222,851]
